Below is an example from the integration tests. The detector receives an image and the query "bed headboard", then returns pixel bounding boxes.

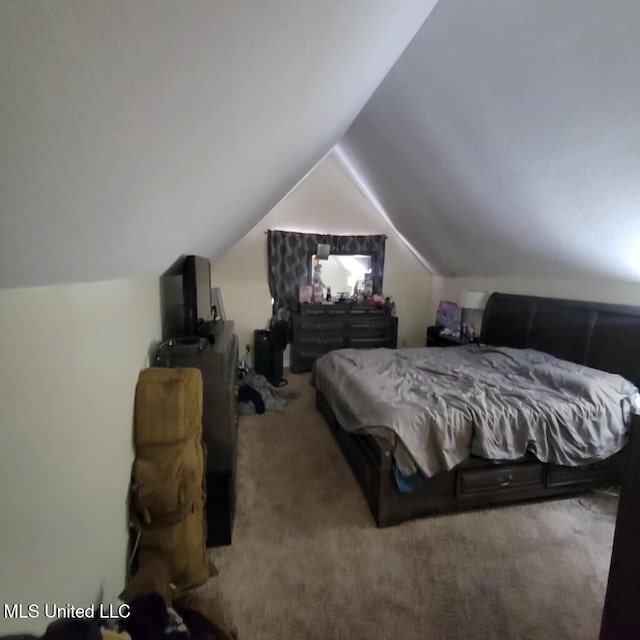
[480,292,640,387]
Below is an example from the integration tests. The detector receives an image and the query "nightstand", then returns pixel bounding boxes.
[425,325,479,347]
[426,327,463,347]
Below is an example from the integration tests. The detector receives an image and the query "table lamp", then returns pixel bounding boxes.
[458,290,488,343]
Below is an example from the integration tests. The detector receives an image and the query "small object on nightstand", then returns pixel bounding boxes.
[426,325,463,347]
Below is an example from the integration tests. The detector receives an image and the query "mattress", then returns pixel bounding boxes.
[312,345,640,478]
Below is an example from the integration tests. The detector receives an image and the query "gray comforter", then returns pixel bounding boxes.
[312,345,640,478]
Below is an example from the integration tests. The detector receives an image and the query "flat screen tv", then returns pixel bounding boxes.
[160,255,213,341]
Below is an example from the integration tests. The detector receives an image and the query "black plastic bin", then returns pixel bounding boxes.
[253,328,285,386]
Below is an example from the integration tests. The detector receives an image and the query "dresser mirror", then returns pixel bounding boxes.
[311,254,372,299]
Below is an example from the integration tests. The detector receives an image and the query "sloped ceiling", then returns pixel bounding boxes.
[0,0,438,289]
[340,0,640,281]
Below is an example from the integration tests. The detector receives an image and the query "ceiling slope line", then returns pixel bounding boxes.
[332,144,436,274]
[239,147,337,243]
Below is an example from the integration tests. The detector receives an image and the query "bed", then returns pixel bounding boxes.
[313,292,640,527]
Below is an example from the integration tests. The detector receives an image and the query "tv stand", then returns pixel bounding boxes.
[156,321,238,546]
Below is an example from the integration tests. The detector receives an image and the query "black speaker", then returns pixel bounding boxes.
[253,328,287,386]
[253,330,273,381]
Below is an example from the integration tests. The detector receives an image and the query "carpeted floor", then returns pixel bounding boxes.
[193,371,617,640]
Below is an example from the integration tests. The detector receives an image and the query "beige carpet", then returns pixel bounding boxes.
[194,372,617,640]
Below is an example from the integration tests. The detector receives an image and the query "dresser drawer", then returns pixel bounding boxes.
[297,334,345,349]
[298,319,345,332]
[350,321,393,337]
[546,451,624,487]
[346,307,386,316]
[299,304,385,316]
[457,463,545,497]
[350,317,391,327]
[290,309,397,372]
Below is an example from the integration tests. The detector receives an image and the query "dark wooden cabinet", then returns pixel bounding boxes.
[290,303,398,373]
[155,321,238,546]
[600,413,640,639]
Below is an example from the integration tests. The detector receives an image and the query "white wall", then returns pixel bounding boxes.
[0,277,160,635]
[341,0,640,283]
[211,153,434,360]
[432,275,640,334]
[0,0,438,290]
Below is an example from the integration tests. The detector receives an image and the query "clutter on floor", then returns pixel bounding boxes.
[237,372,299,415]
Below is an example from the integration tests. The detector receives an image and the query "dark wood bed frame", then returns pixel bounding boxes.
[316,292,640,527]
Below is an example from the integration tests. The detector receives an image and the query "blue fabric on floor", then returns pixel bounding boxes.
[393,464,425,494]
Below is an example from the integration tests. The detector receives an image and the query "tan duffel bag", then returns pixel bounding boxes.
[134,367,203,445]
[131,437,206,526]
[128,366,211,595]
[135,505,210,594]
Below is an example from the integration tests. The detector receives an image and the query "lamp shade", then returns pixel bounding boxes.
[458,290,488,310]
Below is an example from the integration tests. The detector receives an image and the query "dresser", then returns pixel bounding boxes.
[155,320,238,546]
[290,303,398,373]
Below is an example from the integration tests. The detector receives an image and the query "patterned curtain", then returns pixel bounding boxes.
[267,229,386,315]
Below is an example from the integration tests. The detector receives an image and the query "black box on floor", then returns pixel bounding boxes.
[253,329,284,386]
[206,472,235,547]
